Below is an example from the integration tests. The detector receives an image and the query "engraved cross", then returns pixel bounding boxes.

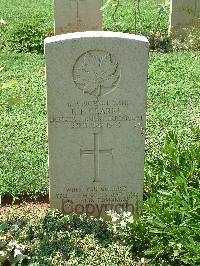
[73,0,82,27]
[80,133,113,182]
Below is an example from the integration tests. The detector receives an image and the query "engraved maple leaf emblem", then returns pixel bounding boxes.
[73,51,120,97]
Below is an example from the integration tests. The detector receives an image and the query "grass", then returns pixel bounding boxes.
[0,53,48,197]
[0,0,200,265]
[146,51,200,152]
[0,0,53,53]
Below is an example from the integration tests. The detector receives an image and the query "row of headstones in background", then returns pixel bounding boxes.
[45,31,149,218]
[54,0,102,34]
[169,0,200,36]
[54,0,200,38]
[54,0,200,36]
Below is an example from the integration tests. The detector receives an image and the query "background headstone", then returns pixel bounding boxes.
[45,31,149,218]
[169,0,200,36]
[54,0,102,35]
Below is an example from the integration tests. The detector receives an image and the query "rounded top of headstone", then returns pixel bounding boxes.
[44,31,149,45]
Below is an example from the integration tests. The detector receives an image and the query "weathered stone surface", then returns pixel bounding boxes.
[54,0,102,35]
[169,0,200,36]
[45,31,149,218]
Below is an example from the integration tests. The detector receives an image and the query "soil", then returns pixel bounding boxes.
[0,202,50,220]
[0,193,50,219]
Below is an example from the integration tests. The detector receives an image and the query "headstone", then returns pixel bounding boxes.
[54,0,102,35]
[45,31,149,218]
[169,0,200,36]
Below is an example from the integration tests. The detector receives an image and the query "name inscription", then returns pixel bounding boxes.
[50,99,145,132]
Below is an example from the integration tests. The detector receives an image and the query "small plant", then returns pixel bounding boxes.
[4,18,52,53]
[0,222,30,265]
[103,0,170,51]
[0,79,21,107]
[0,18,6,26]
[0,18,6,50]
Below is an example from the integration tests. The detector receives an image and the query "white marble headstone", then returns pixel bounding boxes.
[54,0,102,35]
[45,31,149,218]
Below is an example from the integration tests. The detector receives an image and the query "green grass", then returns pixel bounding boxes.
[146,51,200,148]
[0,53,48,197]
[0,0,53,53]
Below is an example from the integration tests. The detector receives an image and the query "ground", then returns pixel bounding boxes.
[0,202,50,220]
